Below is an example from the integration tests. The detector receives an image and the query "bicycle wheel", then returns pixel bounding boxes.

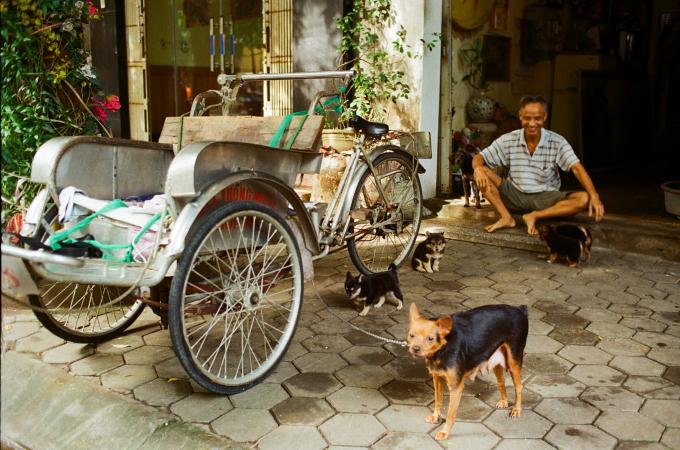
[27,206,145,343]
[168,201,303,394]
[347,150,423,274]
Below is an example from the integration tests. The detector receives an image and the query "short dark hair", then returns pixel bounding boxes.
[519,95,548,111]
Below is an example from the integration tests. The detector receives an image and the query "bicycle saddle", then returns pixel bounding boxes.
[349,115,389,138]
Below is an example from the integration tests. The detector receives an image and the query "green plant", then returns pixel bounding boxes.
[334,0,439,127]
[0,0,119,224]
[460,37,489,91]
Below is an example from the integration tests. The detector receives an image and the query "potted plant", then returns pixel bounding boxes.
[460,37,496,123]
[322,0,439,148]
[311,0,438,202]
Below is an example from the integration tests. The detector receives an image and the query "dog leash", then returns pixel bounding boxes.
[311,278,408,347]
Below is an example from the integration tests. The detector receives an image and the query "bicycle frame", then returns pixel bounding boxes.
[313,134,419,260]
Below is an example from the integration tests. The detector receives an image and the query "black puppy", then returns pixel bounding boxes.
[453,144,482,208]
[407,303,529,441]
[537,223,593,267]
[345,263,403,316]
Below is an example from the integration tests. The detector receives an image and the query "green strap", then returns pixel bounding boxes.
[268,110,308,149]
[283,114,307,150]
[314,95,343,115]
[51,200,162,263]
[85,211,162,263]
[50,199,127,250]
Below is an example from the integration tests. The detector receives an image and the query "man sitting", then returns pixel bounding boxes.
[472,95,605,235]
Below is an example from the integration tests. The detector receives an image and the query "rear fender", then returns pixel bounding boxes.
[167,171,320,258]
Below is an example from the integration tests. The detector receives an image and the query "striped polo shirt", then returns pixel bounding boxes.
[481,128,579,193]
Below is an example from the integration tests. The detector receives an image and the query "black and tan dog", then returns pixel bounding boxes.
[407,303,529,441]
[537,223,593,267]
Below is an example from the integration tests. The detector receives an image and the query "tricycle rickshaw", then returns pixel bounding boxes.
[1,70,431,393]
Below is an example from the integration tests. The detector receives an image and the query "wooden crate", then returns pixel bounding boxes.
[159,115,323,153]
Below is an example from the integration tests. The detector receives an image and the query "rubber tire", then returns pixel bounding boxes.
[27,206,145,343]
[347,151,423,275]
[168,201,303,394]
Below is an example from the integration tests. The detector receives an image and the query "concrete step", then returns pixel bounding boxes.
[423,199,680,262]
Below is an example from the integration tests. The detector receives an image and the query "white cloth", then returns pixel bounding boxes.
[58,187,88,223]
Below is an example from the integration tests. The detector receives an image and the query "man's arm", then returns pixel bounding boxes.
[571,162,605,221]
[472,153,490,191]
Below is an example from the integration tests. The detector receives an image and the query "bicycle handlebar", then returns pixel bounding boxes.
[218,70,354,84]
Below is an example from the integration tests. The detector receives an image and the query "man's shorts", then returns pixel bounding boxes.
[499,179,570,213]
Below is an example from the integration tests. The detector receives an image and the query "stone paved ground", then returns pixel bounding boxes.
[3,238,680,449]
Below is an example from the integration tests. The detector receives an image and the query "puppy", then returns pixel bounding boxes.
[537,223,593,267]
[411,231,446,273]
[453,144,482,208]
[407,303,529,441]
[345,263,403,316]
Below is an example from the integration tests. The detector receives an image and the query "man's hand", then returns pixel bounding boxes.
[589,194,605,222]
[474,167,489,191]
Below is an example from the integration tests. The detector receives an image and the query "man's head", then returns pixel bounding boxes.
[518,95,548,139]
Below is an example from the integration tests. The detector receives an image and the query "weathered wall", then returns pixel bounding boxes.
[292,0,343,111]
[381,0,441,199]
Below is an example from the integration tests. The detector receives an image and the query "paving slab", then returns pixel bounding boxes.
[319,413,386,446]
[4,237,680,450]
[257,425,327,450]
[0,352,236,450]
[546,424,618,450]
[596,411,665,442]
[270,397,335,426]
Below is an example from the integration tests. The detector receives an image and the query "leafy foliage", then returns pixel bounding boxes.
[0,0,119,223]
[335,0,439,126]
[459,37,489,91]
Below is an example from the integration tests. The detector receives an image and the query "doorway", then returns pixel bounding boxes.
[145,0,264,141]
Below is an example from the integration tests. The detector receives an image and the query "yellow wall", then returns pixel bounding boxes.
[451,0,552,131]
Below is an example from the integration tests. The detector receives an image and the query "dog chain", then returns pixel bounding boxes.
[311,278,408,347]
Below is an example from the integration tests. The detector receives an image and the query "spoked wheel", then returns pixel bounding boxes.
[347,150,423,274]
[27,206,145,343]
[169,201,303,394]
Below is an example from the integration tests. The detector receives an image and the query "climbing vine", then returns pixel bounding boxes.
[0,0,120,223]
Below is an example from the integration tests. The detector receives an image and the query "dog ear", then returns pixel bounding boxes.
[358,274,363,282]
[409,303,421,321]
[436,316,453,336]
[426,231,431,237]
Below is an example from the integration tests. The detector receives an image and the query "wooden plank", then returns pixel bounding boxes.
[158,115,323,152]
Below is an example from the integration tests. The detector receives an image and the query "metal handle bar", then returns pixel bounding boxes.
[221,70,354,83]
[2,243,84,267]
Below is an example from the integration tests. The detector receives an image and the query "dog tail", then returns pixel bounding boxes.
[519,305,529,317]
[388,263,397,272]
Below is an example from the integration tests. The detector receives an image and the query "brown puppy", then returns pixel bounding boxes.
[407,303,529,441]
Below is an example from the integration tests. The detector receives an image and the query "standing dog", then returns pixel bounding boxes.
[407,303,529,441]
[345,263,403,316]
[537,223,593,267]
[453,144,482,208]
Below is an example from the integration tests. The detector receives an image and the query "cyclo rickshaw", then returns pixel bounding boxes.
[1,70,431,393]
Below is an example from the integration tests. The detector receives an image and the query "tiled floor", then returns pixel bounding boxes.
[3,239,680,449]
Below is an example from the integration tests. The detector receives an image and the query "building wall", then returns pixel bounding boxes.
[292,0,343,112]
[451,0,553,132]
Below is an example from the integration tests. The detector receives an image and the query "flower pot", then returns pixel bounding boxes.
[466,92,496,123]
[322,129,356,152]
[311,151,348,203]
[661,181,680,218]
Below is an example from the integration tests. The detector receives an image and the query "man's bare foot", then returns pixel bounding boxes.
[485,217,516,233]
[522,212,538,236]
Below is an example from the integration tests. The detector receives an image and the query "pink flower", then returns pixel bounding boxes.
[86,0,98,17]
[93,105,108,121]
[103,95,121,111]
